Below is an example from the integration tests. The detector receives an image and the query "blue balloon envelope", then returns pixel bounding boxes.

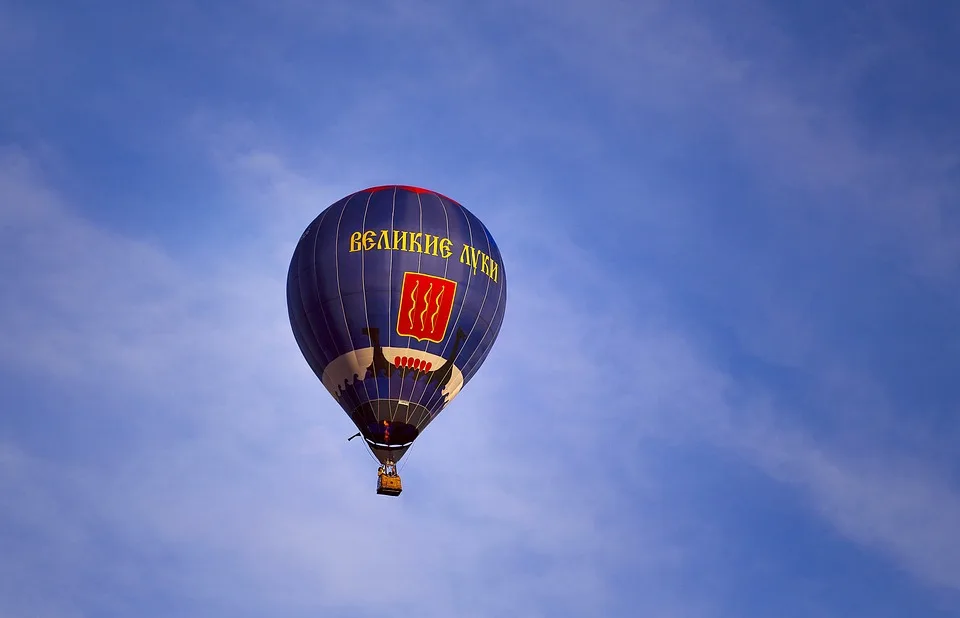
[287,185,507,466]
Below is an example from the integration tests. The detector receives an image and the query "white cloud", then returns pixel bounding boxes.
[0,148,713,617]
[715,400,960,596]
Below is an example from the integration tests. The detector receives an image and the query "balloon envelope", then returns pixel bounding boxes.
[286,185,507,463]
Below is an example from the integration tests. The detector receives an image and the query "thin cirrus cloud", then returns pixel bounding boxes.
[0,150,691,617]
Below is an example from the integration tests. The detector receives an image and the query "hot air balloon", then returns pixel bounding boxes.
[286,185,507,496]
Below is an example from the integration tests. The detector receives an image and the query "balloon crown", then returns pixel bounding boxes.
[357,184,462,206]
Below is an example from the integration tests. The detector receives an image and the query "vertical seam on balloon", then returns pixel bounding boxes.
[402,191,426,425]
[401,192,452,467]
[385,186,397,426]
[306,205,339,372]
[415,198,475,426]
[333,193,369,428]
[452,225,493,374]
[408,191,455,433]
[409,192,454,424]
[436,201,474,359]
[296,218,325,371]
[310,206,340,367]
[454,226,505,385]
[291,246,323,373]
[358,190,378,415]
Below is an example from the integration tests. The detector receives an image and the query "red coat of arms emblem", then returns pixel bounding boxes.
[396,272,458,343]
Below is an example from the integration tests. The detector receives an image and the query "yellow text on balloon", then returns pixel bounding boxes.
[348,229,500,284]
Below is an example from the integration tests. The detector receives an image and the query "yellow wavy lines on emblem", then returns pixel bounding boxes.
[431,287,445,330]
[408,280,419,329]
[420,283,433,330]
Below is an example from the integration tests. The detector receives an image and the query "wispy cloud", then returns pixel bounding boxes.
[735,420,960,594]
[0,148,715,617]
[486,0,960,284]
[4,139,960,617]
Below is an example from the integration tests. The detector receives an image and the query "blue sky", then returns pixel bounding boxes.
[2,0,960,616]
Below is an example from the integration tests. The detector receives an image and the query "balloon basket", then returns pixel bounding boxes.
[377,464,403,497]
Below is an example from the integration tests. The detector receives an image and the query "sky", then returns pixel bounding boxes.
[2,0,960,616]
